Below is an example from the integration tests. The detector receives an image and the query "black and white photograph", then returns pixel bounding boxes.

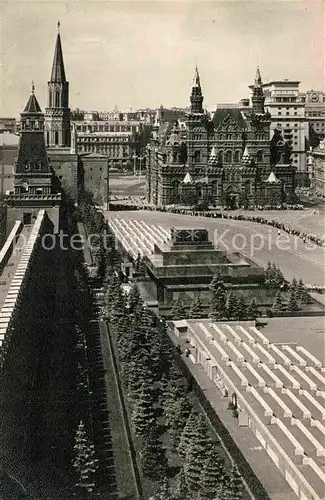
[0,1,324,499]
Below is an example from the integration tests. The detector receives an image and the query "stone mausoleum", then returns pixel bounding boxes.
[109,218,265,311]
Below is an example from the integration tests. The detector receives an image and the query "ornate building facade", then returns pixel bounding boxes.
[146,67,296,208]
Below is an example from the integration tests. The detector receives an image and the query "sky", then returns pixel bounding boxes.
[0,0,324,117]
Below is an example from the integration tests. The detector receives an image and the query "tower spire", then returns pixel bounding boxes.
[50,22,66,82]
[190,65,203,114]
[252,66,265,114]
[46,22,70,147]
[255,66,262,86]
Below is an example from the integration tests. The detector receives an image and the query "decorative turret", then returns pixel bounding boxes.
[241,145,254,167]
[251,66,265,114]
[45,21,70,147]
[190,66,204,114]
[208,146,219,167]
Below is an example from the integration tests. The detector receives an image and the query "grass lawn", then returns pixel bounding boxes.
[100,324,139,499]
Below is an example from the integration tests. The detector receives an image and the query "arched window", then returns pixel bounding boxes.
[256,150,264,162]
[234,150,240,163]
[218,150,223,162]
[173,152,178,163]
[225,150,233,163]
[194,150,201,163]
[54,131,59,145]
[55,92,60,107]
[46,131,50,146]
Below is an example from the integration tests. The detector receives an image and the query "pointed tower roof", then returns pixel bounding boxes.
[15,86,51,176]
[266,171,280,184]
[192,65,201,88]
[183,172,193,184]
[190,65,203,114]
[50,21,66,82]
[255,66,262,86]
[208,146,218,166]
[252,66,265,114]
[23,83,42,113]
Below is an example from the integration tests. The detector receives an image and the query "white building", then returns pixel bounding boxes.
[261,80,306,176]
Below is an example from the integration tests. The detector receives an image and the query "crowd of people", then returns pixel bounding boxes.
[109,197,325,249]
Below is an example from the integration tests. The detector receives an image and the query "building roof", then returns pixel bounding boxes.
[0,133,19,146]
[212,108,247,129]
[50,23,66,82]
[23,87,42,114]
[192,65,201,88]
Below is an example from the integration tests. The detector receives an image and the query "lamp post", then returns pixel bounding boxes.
[132,154,137,177]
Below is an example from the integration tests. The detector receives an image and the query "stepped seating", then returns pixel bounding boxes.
[181,320,325,500]
[109,218,171,259]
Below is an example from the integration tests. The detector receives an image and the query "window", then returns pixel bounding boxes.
[256,150,264,162]
[194,150,201,163]
[234,150,240,163]
[54,131,59,145]
[225,150,232,163]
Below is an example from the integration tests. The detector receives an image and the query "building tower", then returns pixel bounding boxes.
[6,84,61,230]
[251,66,265,114]
[190,66,204,114]
[187,66,209,171]
[45,21,70,148]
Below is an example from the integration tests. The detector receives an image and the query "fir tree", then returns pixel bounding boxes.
[199,446,228,499]
[189,295,204,319]
[272,291,284,312]
[287,290,299,312]
[209,273,226,320]
[274,265,285,286]
[237,295,247,320]
[139,428,168,480]
[128,282,142,314]
[171,297,187,320]
[225,292,239,320]
[131,381,157,437]
[174,468,189,500]
[265,260,272,282]
[184,414,214,493]
[247,298,259,319]
[155,477,173,500]
[225,465,245,500]
[291,277,298,290]
[177,410,199,459]
[72,421,99,496]
[167,396,192,450]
